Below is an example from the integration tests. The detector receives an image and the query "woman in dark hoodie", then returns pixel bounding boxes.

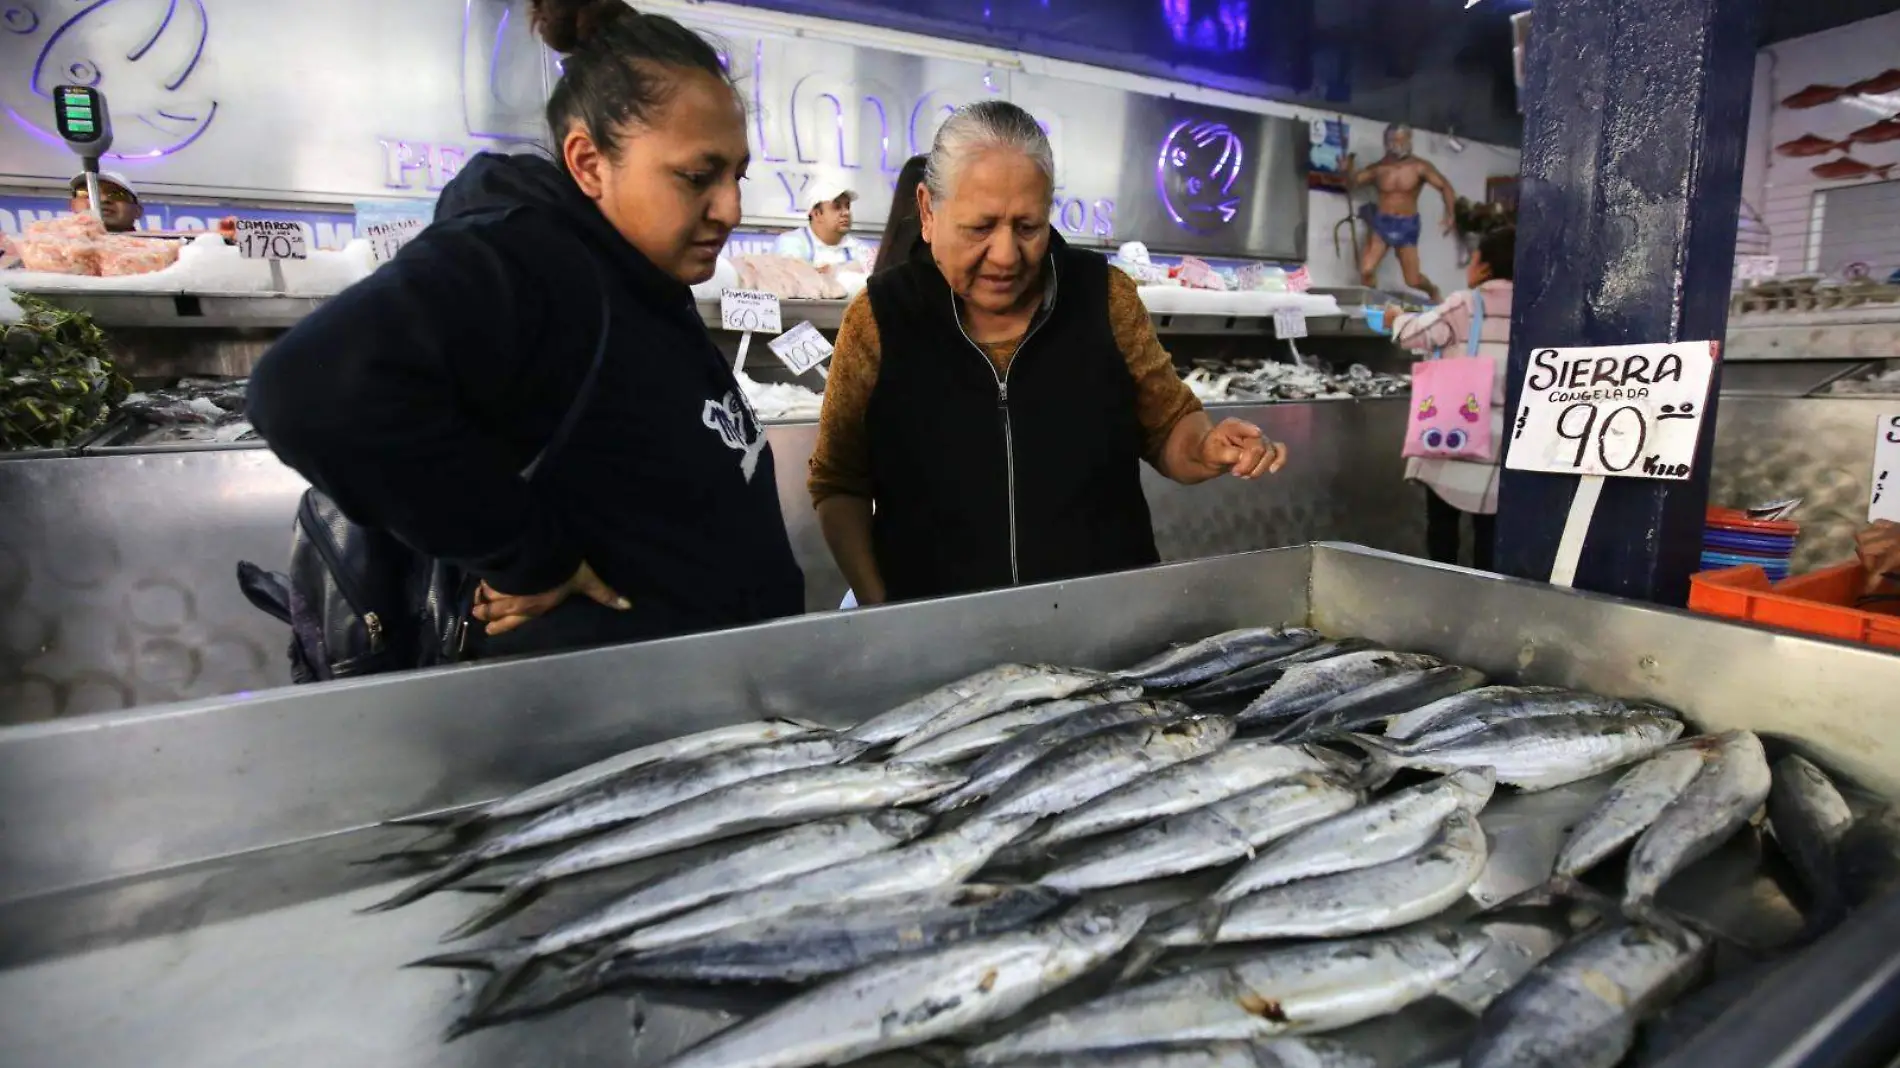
[248,1,803,657]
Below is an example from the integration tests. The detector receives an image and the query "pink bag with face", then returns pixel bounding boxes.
[1401,291,1495,462]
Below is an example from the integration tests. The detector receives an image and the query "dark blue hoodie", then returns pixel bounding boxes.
[249,153,804,653]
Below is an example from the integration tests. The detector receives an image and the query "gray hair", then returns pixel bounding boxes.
[923,100,1056,202]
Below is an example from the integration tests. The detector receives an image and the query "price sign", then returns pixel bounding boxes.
[1735,254,1779,281]
[1872,414,1900,523]
[767,320,834,375]
[364,219,425,263]
[720,289,782,334]
[234,219,308,261]
[1506,342,1716,480]
[1274,308,1308,340]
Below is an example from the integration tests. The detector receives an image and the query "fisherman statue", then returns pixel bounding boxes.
[1347,124,1458,302]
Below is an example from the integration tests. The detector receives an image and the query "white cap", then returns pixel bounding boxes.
[807,180,857,212]
[68,170,138,201]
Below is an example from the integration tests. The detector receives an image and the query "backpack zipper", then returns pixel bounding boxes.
[948,264,1055,586]
[297,494,386,655]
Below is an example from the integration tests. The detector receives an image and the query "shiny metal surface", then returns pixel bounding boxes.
[1708,397,1894,572]
[1,544,1894,1067]
[0,403,1424,721]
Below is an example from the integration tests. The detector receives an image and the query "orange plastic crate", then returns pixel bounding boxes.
[1689,562,1900,651]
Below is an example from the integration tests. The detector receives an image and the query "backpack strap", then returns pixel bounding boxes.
[1466,288,1487,358]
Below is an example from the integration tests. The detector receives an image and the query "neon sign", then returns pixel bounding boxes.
[1156,119,1244,234]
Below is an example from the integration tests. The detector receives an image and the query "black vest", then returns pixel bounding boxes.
[864,235,1160,601]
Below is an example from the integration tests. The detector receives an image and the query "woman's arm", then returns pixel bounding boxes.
[249,223,582,597]
[807,294,888,603]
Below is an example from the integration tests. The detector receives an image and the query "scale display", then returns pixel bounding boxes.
[52,85,114,156]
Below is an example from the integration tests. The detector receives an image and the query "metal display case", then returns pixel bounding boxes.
[1,544,1898,1067]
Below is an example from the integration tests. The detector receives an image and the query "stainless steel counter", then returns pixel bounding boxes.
[0,401,1425,723]
[2,544,1898,1067]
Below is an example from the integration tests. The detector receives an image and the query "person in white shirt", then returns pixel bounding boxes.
[773,182,869,269]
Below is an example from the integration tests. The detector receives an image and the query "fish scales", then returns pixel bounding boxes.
[1177,638,1378,706]
[1383,686,1576,741]
[1273,665,1486,741]
[1767,752,1856,924]
[891,687,1143,766]
[1116,628,1323,690]
[1239,652,1443,727]
[850,664,1039,746]
[974,716,1236,824]
[1553,746,1708,879]
[894,667,1120,753]
[1625,730,1772,906]
[1348,712,1683,792]
[653,904,1150,1068]
[977,1040,1377,1068]
[932,700,1190,812]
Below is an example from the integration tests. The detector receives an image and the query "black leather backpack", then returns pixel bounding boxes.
[238,278,610,682]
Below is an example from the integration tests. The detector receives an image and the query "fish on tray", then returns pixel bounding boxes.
[1176,637,1379,706]
[1772,133,1846,158]
[1811,157,1897,181]
[1767,752,1856,930]
[970,715,1236,824]
[929,699,1189,812]
[889,686,1142,766]
[1781,83,1846,109]
[1846,118,1900,145]
[1624,730,1771,908]
[1848,67,1900,96]
[967,1039,1375,1068]
[1113,627,1322,690]
[1344,710,1684,792]
[894,666,1121,754]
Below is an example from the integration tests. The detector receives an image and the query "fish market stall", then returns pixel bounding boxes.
[2,543,1899,1068]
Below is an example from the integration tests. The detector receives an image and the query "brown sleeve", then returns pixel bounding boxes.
[807,292,882,506]
[1107,268,1203,464]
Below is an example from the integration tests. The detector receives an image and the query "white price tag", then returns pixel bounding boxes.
[1506,342,1716,480]
[1735,254,1779,281]
[234,219,308,261]
[364,219,425,263]
[766,320,834,375]
[720,290,783,334]
[1871,414,1900,523]
[1274,308,1308,340]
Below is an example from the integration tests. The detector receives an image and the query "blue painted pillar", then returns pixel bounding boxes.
[1493,0,1762,604]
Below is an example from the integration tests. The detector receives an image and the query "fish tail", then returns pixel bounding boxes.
[440,879,544,941]
[359,855,480,913]
[926,786,981,814]
[467,956,542,1021]
[1116,937,1171,983]
[405,944,530,975]
[1338,733,1402,791]
[381,809,473,829]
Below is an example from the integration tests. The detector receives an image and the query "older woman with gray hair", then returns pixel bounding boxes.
[807,100,1289,605]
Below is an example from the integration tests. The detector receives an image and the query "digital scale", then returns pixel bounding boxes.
[51,85,114,226]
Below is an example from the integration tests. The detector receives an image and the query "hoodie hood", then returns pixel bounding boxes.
[437,152,694,306]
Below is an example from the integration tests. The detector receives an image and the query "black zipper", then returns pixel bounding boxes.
[298,494,385,653]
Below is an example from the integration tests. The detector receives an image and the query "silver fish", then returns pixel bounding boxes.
[1626,730,1772,906]
[1177,638,1378,706]
[892,686,1144,766]
[414,809,932,1013]
[968,928,1489,1059]
[1553,745,1710,879]
[1214,768,1496,903]
[850,664,1040,746]
[1385,686,1593,741]
[894,666,1119,753]
[1238,652,1443,727]
[1031,741,1347,849]
[1152,809,1488,948]
[975,716,1237,824]
[462,764,965,930]
[1115,627,1323,690]
[1768,752,1856,925]
[364,734,872,912]
[386,717,833,832]
[1272,665,1487,741]
[971,1040,1375,1068]
[1039,772,1362,893]
[608,883,1070,984]
[1463,922,1709,1068]
[654,903,1150,1068]
[594,813,1035,959]
[931,700,1189,812]
[1345,712,1684,792]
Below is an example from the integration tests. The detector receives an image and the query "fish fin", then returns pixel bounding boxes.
[1117,937,1171,983]
[440,879,544,941]
[381,811,465,829]
[1337,733,1403,791]
[466,956,543,1022]
[359,855,480,913]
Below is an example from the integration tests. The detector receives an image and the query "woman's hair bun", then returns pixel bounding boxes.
[530,0,633,54]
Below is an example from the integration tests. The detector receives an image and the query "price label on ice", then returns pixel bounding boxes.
[364,219,425,263]
[1274,308,1308,340]
[767,320,833,375]
[234,219,308,261]
[1506,342,1716,480]
[720,290,782,334]
[1871,414,1900,523]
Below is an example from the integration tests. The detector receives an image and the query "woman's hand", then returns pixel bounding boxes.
[473,561,630,636]
[1198,418,1289,480]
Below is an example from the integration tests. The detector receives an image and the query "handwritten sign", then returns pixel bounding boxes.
[767,320,834,375]
[1506,342,1716,480]
[720,290,782,334]
[1872,414,1900,523]
[364,219,425,263]
[1274,308,1308,340]
[234,219,308,260]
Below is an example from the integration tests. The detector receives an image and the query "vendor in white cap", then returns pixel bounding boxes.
[773,180,868,269]
[68,171,143,233]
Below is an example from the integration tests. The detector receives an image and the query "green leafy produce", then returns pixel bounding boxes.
[1,294,128,451]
